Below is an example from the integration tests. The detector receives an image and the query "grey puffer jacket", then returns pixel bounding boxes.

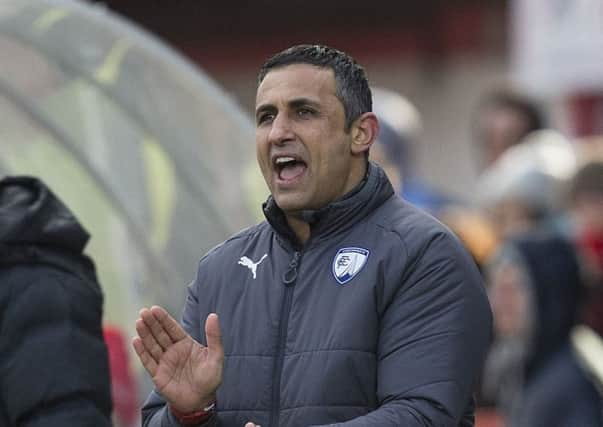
[142,163,492,427]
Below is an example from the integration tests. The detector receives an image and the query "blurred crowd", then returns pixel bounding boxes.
[371,86,603,427]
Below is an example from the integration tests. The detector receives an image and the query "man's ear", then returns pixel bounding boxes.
[350,112,379,155]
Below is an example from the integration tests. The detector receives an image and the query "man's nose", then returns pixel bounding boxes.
[268,114,294,145]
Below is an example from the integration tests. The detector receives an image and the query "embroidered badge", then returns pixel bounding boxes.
[332,247,370,285]
[238,254,268,279]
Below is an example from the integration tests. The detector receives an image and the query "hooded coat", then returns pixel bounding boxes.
[142,163,492,427]
[0,176,112,426]
[485,232,603,427]
[514,235,602,427]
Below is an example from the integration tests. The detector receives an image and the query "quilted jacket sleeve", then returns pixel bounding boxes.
[0,267,112,427]
[314,231,492,427]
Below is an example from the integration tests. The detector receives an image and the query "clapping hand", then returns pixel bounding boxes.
[132,306,224,413]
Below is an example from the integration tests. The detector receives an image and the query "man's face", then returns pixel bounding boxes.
[477,107,529,168]
[489,261,531,338]
[255,64,360,213]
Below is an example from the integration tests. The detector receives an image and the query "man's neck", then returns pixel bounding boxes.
[281,162,371,245]
[286,214,310,244]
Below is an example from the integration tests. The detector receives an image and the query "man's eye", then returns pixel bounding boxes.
[258,113,275,124]
[297,108,314,117]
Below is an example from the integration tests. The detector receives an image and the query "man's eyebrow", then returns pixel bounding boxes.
[255,98,321,118]
[289,98,320,109]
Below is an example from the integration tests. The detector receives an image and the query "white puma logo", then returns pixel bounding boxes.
[238,254,268,279]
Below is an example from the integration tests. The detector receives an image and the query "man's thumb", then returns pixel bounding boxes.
[205,313,223,360]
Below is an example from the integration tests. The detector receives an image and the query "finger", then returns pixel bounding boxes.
[135,316,164,363]
[150,305,187,343]
[140,307,174,351]
[205,313,224,363]
[132,336,158,377]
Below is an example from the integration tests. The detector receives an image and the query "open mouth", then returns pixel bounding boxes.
[274,156,307,181]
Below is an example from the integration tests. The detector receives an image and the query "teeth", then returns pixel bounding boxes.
[275,156,295,164]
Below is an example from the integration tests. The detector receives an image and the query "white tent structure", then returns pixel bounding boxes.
[0,0,261,410]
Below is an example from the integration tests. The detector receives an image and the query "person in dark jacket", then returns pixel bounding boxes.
[133,44,492,427]
[0,176,113,426]
[483,232,603,427]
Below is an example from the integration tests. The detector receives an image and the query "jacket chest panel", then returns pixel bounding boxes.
[210,242,292,356]
[209,229,405,357]
[286,250,381,354]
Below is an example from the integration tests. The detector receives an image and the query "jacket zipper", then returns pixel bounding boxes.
[270,250,301,427]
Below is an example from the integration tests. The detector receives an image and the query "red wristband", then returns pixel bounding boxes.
[170,401,216,426]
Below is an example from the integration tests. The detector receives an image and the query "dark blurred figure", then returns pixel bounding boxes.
[474,89,545,169]
[483,232,602,427]
[0,176,112,426]
[371,87,455,215]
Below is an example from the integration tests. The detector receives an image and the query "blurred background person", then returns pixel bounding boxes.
[482,231,602,427]
[0,176,112,426]
[565,153,603,385]
[470,132,603,427]
[473,89,546,170]
[475,129,577,239]
[371,86,457,215]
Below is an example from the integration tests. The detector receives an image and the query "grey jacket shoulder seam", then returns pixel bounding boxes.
[199,222,269,263]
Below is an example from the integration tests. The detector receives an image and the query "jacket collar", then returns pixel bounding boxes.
[262,161,395,248]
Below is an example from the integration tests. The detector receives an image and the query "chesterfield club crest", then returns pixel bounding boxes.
[332,247,370,285]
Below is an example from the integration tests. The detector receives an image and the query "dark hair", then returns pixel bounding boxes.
[480,90,546,135]
[258,44,372,131]
[570,161,603,199]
